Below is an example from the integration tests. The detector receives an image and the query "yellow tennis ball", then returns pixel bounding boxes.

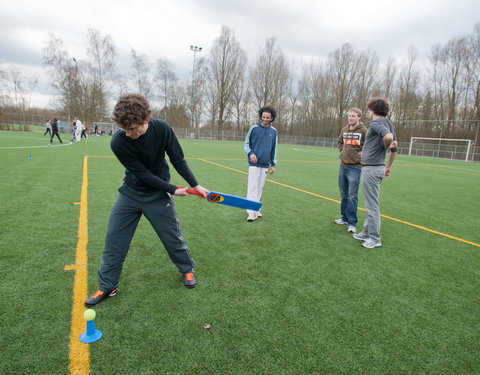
[84,309,96,321]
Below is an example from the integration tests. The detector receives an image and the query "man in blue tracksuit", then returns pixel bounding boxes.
[243,106,278,222]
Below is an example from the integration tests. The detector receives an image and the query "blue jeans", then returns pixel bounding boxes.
[338,165,362,226]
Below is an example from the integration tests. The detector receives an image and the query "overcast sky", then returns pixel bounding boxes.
[1,0,479,108]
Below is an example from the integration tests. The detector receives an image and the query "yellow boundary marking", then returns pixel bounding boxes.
[65,155,90,374]
[198,158,480,248]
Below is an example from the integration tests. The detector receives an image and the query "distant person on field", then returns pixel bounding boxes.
[353,99,397,248]
[49,118,63,144]
[74,117,84,142]
[43,119,52,136]
[334,108,367,234]
[81,125,88,139]
[243,105,278,222]
[71,120,76,141]
[85,93,209,308]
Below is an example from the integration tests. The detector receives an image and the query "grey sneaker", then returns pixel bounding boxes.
[247,213,256,222]
[347,225,356,233]
[183,272,196,288]
[352,232,369,241]
[362,238,382,248]
[334,218,348,225]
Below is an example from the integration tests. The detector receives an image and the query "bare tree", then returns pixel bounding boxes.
[86,28,117,121]
[430,38,470,122]
[468,23,480,119]
[205,25,247,131]
[43,30,117,125]
[326,43,362,129]
[191,56,208,129]
[297,61,332,137]
[155,57,177,110]
[250,37,290,124]
[285,60,301,135]
[26,76,38,109]
[381,57,397,102]
[0,69,11,106]
[232,56,251,131]
[43,33,76,116]
[9,67,25,109]
[130,48,152,99]
[153,58,191,128]
[395,46,421,121]
[352,49,379,112]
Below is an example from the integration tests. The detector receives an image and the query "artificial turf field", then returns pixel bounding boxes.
[0,130,479,375]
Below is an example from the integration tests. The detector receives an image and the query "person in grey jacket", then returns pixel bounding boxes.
[353,99,398,248]
[335,108,367,233]
[243,106,278,222]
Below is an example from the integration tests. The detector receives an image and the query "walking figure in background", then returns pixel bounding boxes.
[49,118,63,144]
[43,119,52,136]
[74,117,84,142]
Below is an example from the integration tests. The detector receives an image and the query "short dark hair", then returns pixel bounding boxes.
[258,106,277,122]
[367,99,389,116]
[112,93,152,128]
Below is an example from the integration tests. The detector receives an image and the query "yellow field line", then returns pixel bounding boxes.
[65,155,90,374]
[197,158,480,248]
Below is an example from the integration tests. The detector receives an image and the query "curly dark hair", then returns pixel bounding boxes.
[112,93,152,128]
[367,99,389,116]
[258,106,277,122]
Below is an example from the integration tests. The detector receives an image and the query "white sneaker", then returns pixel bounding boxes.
[347,225,356,233]
[362,238,382,248]
[247,213,256,222]
[352,232,369,241]
[334,218,348,225]
[255,211,262,218]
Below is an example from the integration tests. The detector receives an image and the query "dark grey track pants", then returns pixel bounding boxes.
[98,192,194,291]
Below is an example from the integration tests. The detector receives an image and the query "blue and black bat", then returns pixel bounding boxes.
[185,189,262,211]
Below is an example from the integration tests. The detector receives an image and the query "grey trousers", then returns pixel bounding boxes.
[98,192,194,291]
[361,166,385,241]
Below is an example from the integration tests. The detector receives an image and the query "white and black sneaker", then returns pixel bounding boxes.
[334,218,348,225]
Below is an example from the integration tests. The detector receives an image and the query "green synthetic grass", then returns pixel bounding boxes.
[0,131,479,375]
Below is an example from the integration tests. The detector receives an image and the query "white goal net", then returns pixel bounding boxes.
[408,137,474,162]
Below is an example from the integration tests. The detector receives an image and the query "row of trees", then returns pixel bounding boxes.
[1,23,479,142]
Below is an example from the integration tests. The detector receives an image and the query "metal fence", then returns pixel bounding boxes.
[1,123,479,162]
[171,128,480,162]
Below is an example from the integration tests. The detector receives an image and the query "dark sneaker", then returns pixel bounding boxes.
[183,272,196,288]
[84,288,118,307]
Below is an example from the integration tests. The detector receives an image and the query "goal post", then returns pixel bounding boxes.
[92,122,117,135]
[409,137,474,162]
